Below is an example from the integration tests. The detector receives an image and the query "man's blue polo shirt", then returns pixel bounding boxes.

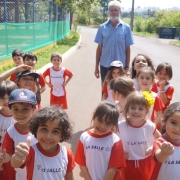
[94,20,134,68]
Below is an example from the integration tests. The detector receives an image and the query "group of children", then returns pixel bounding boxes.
[0,50,179,180]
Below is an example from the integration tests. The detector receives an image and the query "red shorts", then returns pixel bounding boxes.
[50,94,67,109]
[124,155,155,180]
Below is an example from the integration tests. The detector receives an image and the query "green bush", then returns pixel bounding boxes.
[135,17,143,32]
[76,12,88,25]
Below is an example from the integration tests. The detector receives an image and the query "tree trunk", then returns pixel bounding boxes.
[70,12,73,30]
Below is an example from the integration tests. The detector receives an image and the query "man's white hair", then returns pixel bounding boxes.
[108,0,121,11]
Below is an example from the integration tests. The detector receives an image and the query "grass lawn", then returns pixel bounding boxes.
[0,30,79,74]
[170,40,180,46]
[133,31,157,37]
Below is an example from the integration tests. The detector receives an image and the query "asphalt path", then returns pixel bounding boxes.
[40,26,180,179]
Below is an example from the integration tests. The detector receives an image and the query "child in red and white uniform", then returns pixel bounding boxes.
[136,66,164,129]
[102,61,125,101]
[0,80,18,180]
[1,88,37,180]
[130,54,155,90]
[10,49,24,81]
[110,76,134,122]
[23,52,46,110]
[151,62,174,112]
[75,101,126,180]
[117,91,161,180]
[151,102,179,180]
[43,52,73,109]
[11,106,75,180]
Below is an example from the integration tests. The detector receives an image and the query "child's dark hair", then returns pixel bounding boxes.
[123,91,149,121]
[110,77,134,97]
[156,62,173,80]
[131,54,155,78]
[23,52,37,62]
[136,66,155,80]
[104,67,125,82]
[92,100,120,126]
[29,106,73,142]
[161,102,180,134]
[0,80,18,99]
[12,49,24,58]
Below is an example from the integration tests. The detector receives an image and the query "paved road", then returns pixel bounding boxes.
[40,26,180,179]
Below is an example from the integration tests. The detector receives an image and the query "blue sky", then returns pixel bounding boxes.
[121,0,180,9]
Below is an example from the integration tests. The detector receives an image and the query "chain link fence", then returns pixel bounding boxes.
[0,0,70,61]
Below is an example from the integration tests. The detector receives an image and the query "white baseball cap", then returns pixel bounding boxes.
[108,60,123,70]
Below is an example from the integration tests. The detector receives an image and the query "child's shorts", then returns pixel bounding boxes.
[50,94,67,109]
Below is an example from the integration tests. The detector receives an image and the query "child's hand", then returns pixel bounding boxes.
[62,82,67,87]
[16,65,32,72]
[0,149,7,171]
[145,146,153,156]
[124,151,129,160]
[157,141,174,156]
[14,136,31,161]
[158,79,166,89]
[47,82,53,88]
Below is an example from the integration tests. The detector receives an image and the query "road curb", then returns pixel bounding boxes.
[37,33,82,74]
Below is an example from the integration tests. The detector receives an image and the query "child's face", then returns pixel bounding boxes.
[137,71,153,91]
[23,57,37,69]
[165,111,180,144]
[51,57,62,68]
[128,104,147,124]
[92,116,114,136]
[133,56,148,73]
[112,68,121,79]
[13,56,23,66]
[156,68,169,82]
[0,94,10,110]
[18,75,35,90]
[36,119,62,154]
[11,103,35,125]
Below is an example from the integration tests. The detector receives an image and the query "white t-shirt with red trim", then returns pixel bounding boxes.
[2,123,37,180]
[151,135,180,180]
[43,67,72,97]
[0,112,15,150]
[23,143,75,180]
[74,130,126,180]
[118,120,156,160]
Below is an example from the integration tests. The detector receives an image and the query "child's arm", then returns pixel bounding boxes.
[155,141,174,163]
[63,74,73,87]
[65,171,75,180]
[154,110,163,126]
[0,149,12,170]
[154,129,161,139]
[11,137,31,168]
[79,165,92,180]
[40,86,46,94]
[104,168,116,180]
[158,80,169,104]
[0,65,32,82]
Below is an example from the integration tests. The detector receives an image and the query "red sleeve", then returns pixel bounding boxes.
[108,140,126,168]
[66,147,76,173]
[38,73,46,86]
[151,82,158,93]
[64,69,73,79]
[2,132,14,155]
[151,140,163,180]
[102,81,108,95]
[74,140,86,166]
[10,73,16,81]
[43,68,50,79]
[154,96,165,112]
[164,86,174,106]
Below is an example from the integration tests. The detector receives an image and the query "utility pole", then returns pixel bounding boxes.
[130,0,134,31]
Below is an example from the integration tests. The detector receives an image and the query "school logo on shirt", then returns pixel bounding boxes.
[19,92,28,99]
[86,145,110,151]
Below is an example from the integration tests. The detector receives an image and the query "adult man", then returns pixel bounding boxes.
[94,0,134,83]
